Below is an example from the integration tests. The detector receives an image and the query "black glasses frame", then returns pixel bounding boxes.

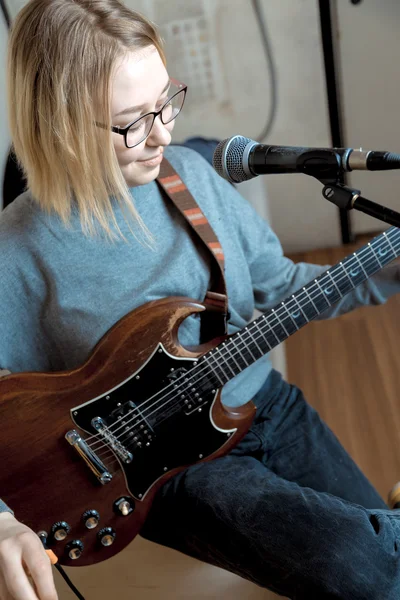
[109,81,187,149]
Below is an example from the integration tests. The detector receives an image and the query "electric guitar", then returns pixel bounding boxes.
[0,226,398,567]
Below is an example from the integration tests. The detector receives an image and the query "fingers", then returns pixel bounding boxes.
[0,556,40,600]
[0,569,14,600]
[0,534,58,600]
[23,548,58,600]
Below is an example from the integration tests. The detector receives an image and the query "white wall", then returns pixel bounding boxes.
[334,0,400,236]
[1,0,342,252]
[146,0,342,253]
[256,0,342,253]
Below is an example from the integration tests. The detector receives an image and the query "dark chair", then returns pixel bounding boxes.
[2,149,26,209]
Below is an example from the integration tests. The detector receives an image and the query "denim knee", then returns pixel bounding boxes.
[306,511,400,600]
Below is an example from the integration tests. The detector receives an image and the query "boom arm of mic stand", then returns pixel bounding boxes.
[320,182,400,229]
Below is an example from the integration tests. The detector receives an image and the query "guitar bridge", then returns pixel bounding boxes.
[65,430,113,485]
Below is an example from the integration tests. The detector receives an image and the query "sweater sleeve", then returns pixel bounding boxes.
[171,145,400,320]
[0,499,14,515]
[227,179,400,319]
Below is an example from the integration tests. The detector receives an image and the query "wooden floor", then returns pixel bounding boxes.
[285,234,400,503]
[56,235,400,600]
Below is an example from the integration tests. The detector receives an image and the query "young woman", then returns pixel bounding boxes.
[1,1,400,599]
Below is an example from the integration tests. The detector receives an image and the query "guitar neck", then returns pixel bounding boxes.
[197,226,400,386]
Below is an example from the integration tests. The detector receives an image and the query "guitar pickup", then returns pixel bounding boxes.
[91,417,133,463]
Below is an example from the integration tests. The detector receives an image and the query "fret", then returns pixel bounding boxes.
[291,294,314,321]
[365,242,381,272]
[312,279,331,312]
[275,302,298,337]
[340,262,356,288]
[231,339,250,368]
[245,327,264,358]
[341,259,365,288]
[314,273,340,305]
[253,320,274,350]
[374,231,399,268]
[207,351,230,384]
[214,346,236,378]
[260,315,281,345]
[221,340,247,372]
[290,295,309,328]
[241,328,260,361]
[368,243,383,269]
[383,230,398,258]
[331,263,354,296]
[354,244,381,278]
[326,270,343,300]
[302,286,319,318]
[352,252,368,278]
[378,234,395,261]
[280,301,300,332]
[269,309,290,341]
[228,328,256,369]
[271,309,289,337]
[314,279,332,309]
[344,256,368,288]
[327,271,345,299]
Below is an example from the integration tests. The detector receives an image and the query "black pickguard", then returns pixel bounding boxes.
[71,344,235,499]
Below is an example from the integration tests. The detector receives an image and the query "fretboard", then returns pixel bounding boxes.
[195,226,400,388]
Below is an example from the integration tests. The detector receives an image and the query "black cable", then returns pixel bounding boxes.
[38,534,86,600]
[251,0,278,142]
[318,0,353,243]
[54,563,86,600]
[0,0,11,29]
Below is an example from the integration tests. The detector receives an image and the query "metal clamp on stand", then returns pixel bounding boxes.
[319,181,400,229]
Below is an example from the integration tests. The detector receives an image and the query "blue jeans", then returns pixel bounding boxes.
[141,369,400,599]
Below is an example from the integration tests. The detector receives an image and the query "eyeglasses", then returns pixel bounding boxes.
[97,78,187,149]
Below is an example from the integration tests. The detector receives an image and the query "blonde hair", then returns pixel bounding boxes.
[7,0,165,240]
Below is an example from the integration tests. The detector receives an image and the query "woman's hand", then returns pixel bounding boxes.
[0,512,58,599]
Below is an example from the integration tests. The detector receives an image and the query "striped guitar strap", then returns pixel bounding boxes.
[156,157,229,341]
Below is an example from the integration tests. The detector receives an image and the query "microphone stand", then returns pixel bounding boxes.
[297,151,400,228]
[319,181,400,229]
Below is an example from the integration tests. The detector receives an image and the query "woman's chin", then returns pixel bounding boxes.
[123,163,161,188]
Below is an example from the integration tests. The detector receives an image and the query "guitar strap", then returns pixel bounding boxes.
[156,157,229,342]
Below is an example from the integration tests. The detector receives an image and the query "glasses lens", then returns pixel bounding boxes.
[161,89,186,125]
[126,114,154,148]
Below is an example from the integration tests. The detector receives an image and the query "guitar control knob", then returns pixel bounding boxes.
[65,540,84,560]
[113,496,134,516]
[82,509,100,529]
[97,527,116,547]
[51,521,71,541]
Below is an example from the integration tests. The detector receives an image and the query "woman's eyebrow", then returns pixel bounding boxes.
[114,80,171,118]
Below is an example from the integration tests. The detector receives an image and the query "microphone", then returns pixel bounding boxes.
[212,135,400,184]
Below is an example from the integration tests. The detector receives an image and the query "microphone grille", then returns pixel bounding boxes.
[212,135,256,183]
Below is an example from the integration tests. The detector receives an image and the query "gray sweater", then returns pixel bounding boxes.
[1,145,399,515]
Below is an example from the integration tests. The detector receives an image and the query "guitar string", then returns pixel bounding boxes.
[83,231,399,463]
[89,237,400,471]
[87,231,399,466]
[86,230,399,465]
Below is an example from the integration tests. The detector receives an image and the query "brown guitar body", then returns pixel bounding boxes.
[0,297,256,566]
